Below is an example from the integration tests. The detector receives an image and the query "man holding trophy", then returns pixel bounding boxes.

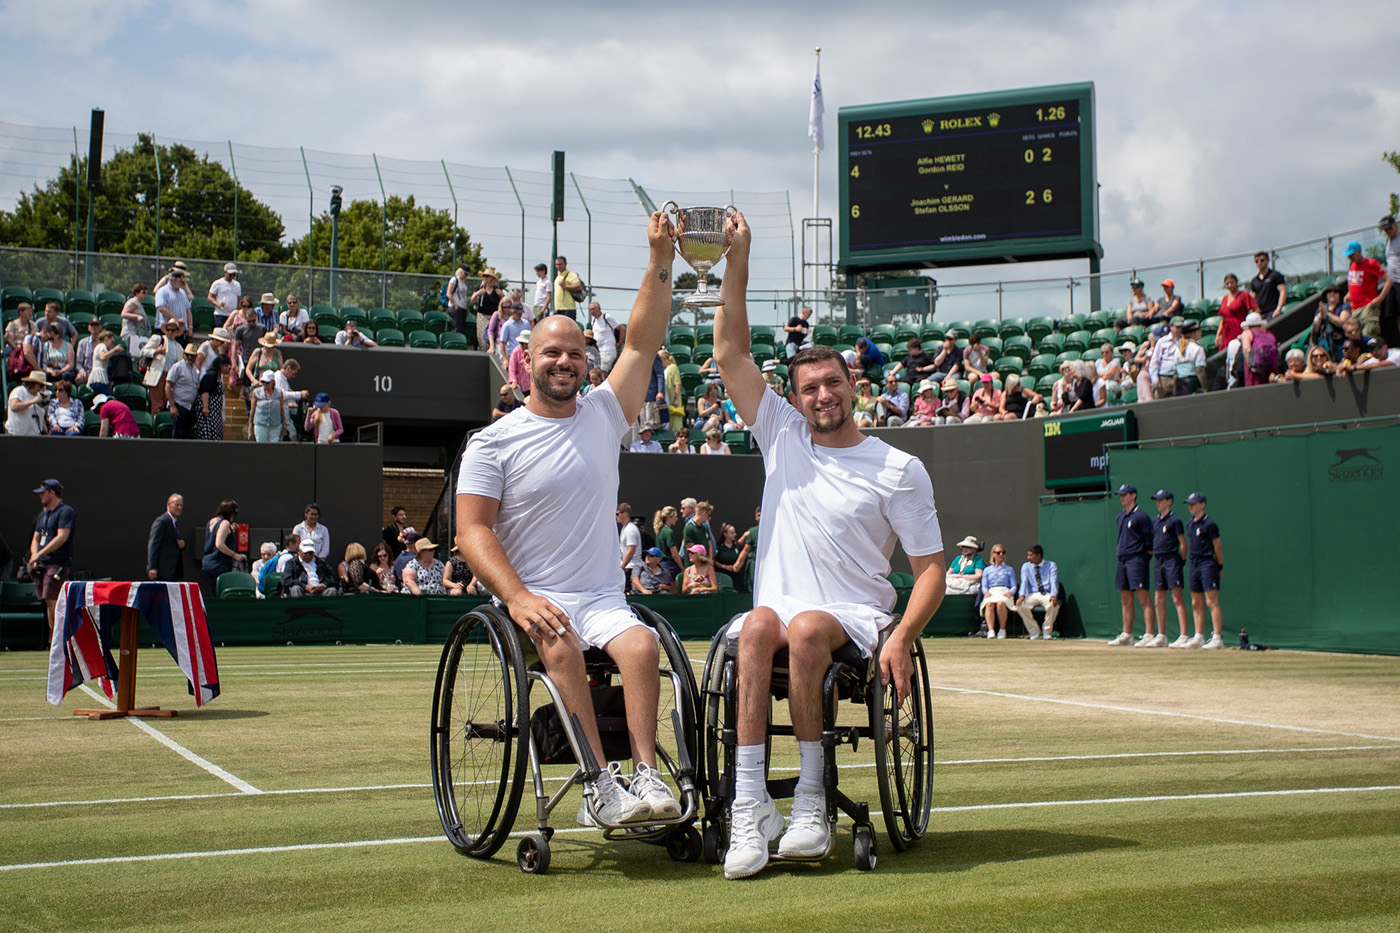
[710,210,947,879]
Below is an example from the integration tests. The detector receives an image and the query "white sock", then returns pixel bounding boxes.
[795,740,824,796]
[735,744,767,800]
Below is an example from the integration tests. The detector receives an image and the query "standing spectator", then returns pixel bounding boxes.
[1312,285,1350,362]
[274,359,309,439]
[292,503,330,561]
[589,302,623,372]
[531,262,552,321]
[1249,252,1287,320]
[165,344,202,439]
[230,296,262,382]
[1148,317,1186,398]
[194,355,231,441]
[200,499,240,595]
[663,349,685,432]
[1238,313,1278,387]
[715,522,750,592]
[74,316,103,386]
[507,330,531,395]
[1149,490,1192,648]
[641,349,666,431]
[45,380,85,436]
[1176,322,1209,395]
[1379,215,1400,346]
[27,478,75,642]
[334,318,376,347]
[1184,492,1224,649]
[617,503,643,590]
[945,535,984,595]
[120,284,151,344]
[282,540,339,597]
[653,506,683,576]
[92,393,139,438]
[382,506,413,559]
[876,372,909,427]
[552,255,584,320]
[683,500,716,558]
[87,329,117,397]
[304,393,344,443]
[1217,273,1258,349]
[208,263,241,325]
[498,302,529,361]
[155,266,193,333]
[402,538,445,595]
[141,319,184,414]
[278,295,310,340]
[1131,340,1153,403]
[249,371,287,442]
[1015,545,1059,639]
[445,267,472,337]
[783,305,813,358]
[147,493,186,581]
[1346,240,1391,337]
[632,547,676,594]
[471,268,504,350]
[1125,278,1153,325]
[1155,279,1183,324]
[978,544,1017,639]
[1107,484,1157,646]
[7,372,49,435]
[963,373,1001,423]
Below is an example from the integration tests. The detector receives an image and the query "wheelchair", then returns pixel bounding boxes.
[699,617,934,871]
[431,603,701,874]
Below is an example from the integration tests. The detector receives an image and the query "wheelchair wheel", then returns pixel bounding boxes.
[516,833,550,874]
[701,629,738,849]
[431,606,529,859]
[872,636,934,851]
[632,603,700,781]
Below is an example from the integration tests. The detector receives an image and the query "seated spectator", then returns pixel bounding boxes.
[1156,279,1183,324]
[1357,335,1398,369]
[334,318,377,347]
[6,371,48,435]
[300,319,325,345]
[1312,285,1349,362]
[368,541,399,592]
[279,297,311,340]
[760,358,784,394]
[907,379,939,426]
[698,426,730,454]
[945,535,985,595]
[697,352,722,383]
[668,426,692,453]
[720,385,747,431]
[1016,545,1060,639]
[40,324,77,384]
[92,393,139,438]
[876,372,909,427]
[632,547,677,594]
[892,336,939,381]
[45,380,85,436]
[39,299,78,347]
[854,336,884,370]
[1274,348,1316,382]
[577,367,605,399]
[964,372,1002,423]
[962,333,992,378]
[996,373,1043,421]
[1065,361,1097,412]
[681,544,718,595]
[493,385,521,420]
[4,300,37,372]
[714,523,750,592]
[583,329,601,372]
[392,531,421,584]
[848,377,878,427]
[1126,278,1154,325]
[1050,361,1076,414]
[282,540,339,597]
[250,542,277,598]
[935,376,967,425]
[1333,337,1366,375]
[1095,341,1129,399]
[507,330,531,395]
[443,544,478,596]
[979,543,1018,639]
[694,383,723,434]
[305,392,344,443]
[630,426,664,452]
[270,534,302,577]
[339,542,375,593]
[403,538,446,595]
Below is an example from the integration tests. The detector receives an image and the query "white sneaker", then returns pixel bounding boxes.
[1028,633,1041,640]
[1150,633,1168,647]
[1203,634,1224,650]
[1185,634,1205,648]
[1134,634,1155,647]
[1025,622,1042,639]
[630,762,681,820]
[995,630,1006,640]
[1107,632,1133,646]
[723,796,785,879]
[778,791,832,858]
[577,763,650,826]
[1169,635,1190,649]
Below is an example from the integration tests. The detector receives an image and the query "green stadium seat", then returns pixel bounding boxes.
[1089,328,1116,348]
[955,379,970,397]
[668,325,696,348]
[652,430,676,449]
[153,411,173,438]
[376,327,405,347]
[679,363,703,395]
[315,310,341,333]
[750,325,776,346]
[723,430,752,454]
[871,324,898,343]
[839,325,865,345]
[424,311,451,335]
[84,411,101,435]
[438,331,470,351]
[888,342,909,363]
[396,309,425,334]
[408,330,439,349]
[666,343,691,365]
[64,289,96,316]
[99,313,122,334]
[945,321,971,340]
[1053,351,1078,368]
[259,569,282,598]
[1201,315,1222,334]
[114,383,149,412]
[972,318,999,339]
[1026,316,1055,344]
[893,325,920,345]
[74,383,94,403]
[1039,332,1066,355]
[918,323,945,344]
[1080,349,1099,361]
[1199,334,1217,356]
[340,306,368,327]
[368,308,397,331]
[998,317,1026,338]
[1121,386,1138,405]
[1117,325,1147,346]
[33,287,64,310]
[995,356,1024,377]
[216,571,259,599]
[1037,374,1060,393]
[1063,330,1090,353]
[887,572,915,589]
[1057,313,1086,336]
[140,295,157,317]
[1026,353,1055,380]
[692,343,714,364]
[812,325,838,346]
[67,311,96,329]
[2,285,33,311]
[96,291,126,315]
[692,323,713,346]
[1002,335,1034,361]
[833,343,854,356]
[981,336,1002,360]
[752,344,775,364]
[130,411,154,438]
[1084,310,1112,330]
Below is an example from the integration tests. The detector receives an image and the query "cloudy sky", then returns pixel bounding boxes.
[1,0,1397,297]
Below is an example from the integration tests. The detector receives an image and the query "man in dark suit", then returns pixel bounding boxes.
[146,493,186,581]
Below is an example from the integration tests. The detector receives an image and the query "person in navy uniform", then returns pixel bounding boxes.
[1185,492,1225,649]
[1107,484,1157,646]
[1149,489,1191,648]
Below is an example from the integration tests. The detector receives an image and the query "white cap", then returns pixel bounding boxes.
[224,262,240,274]
[1243,312,1265,328]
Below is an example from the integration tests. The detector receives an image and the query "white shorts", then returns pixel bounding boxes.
[725,601,890,658]
[535,590,655,651]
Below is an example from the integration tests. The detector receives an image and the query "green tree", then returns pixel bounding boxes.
[674,271,721,291]
[0,134,289,263]
[1385,150,1400,217]
[289,195,484,277]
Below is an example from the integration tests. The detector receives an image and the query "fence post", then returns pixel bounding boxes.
[571,173,593,298]
[227,141,239,262]
[503,165,524,287]
[300,147,313,305]
[442,160,459,273]
[71,127,81,288]
[153,140,163,283]
[372,153,388,307]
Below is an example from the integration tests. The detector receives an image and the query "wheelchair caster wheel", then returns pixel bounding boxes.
[666,826,703,862]
[854,826,877,872]
[701,823,725,864]
[516,834,551,875]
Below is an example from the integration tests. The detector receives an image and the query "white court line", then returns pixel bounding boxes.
[4,783,1397,872]
[929,684,1400,743]
[75,685,261,794]
[0,716,64,722]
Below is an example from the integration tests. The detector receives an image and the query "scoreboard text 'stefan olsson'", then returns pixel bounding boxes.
[839,82,1101,271]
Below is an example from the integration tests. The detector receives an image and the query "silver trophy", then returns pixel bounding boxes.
[662,201,737,308]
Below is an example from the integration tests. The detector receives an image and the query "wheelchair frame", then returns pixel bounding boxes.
[698,619,934,871]
[430,603,702,874]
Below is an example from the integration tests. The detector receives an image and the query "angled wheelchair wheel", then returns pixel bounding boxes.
[632,603,700,781]
[431,606,529,858]
[700,625,737,855]
[872,635,934,851]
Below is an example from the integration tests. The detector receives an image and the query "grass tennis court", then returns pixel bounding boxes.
[2,638,1398,932]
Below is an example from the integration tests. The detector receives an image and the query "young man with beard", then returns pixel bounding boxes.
[456,211,682,827]
[711,210,946,880]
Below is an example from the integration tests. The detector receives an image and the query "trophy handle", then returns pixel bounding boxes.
[661,200,680,217]
[724,205,738,218]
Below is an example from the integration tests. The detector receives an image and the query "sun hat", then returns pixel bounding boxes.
[1243,312,1265,328]
[182,343,198,356]
[260,292,276,304]
[414,538,438,553]
[916,379,935,394]
[762,360,777,372]
[1121,341,1136,351]
[90,392,109,407]
[517,330,531,345]
[299,540,316,553]
[259,371,276,383]
[211,327,233,341]
[955,535,981,550]
[258,332,280,347]
[23,371,50,386]
[479,267,499,279]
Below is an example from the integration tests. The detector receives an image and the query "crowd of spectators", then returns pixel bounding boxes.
[607,497,761,598]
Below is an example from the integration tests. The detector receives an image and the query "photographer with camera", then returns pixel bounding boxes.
[6,371,50,435]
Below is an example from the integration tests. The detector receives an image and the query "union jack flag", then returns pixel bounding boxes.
[47,581,220,707]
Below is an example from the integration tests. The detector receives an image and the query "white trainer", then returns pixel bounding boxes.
[1024,621,1043,639]
[1150,633,1169,647]
[1134,633,1155,647]
[630,762,681,820]
[723,796,785,879]
[577,763,650,827]
[778,791,832,859]
[1028,633,1041,640]
[1203,634,1225,650]
[1107,632,1133,646]
[1185,634,1205,648]
[1168,635,1190,649]
[995,629,1006,640]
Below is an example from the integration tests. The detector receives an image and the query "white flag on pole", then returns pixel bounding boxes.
[808,60,824,151]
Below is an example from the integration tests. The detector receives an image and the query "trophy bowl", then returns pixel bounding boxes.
[662,201,737,308]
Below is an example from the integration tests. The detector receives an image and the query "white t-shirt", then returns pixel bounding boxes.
[280,309,310,333]
[298,556,321,587]
[532,277,551,311]
[6,385,44,435]
[208,278,241,317]
[457,382,629,602]
[698,441,730,455]
[591,312,620,356]
[619,522,642,573]
[154,284,192,331]
[748,390,943,630]
[292,521,330,560]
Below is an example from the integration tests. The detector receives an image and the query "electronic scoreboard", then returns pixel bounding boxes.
[1042,409,1137,490]
[838,82,1100,270]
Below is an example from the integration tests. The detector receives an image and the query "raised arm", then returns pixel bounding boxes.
[712,210,765,426]
[605,211,677,423]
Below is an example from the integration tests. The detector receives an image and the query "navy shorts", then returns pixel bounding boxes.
[1152,555,1184,591]
[1188,561,1221,593]
[1115,554,1149,591]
